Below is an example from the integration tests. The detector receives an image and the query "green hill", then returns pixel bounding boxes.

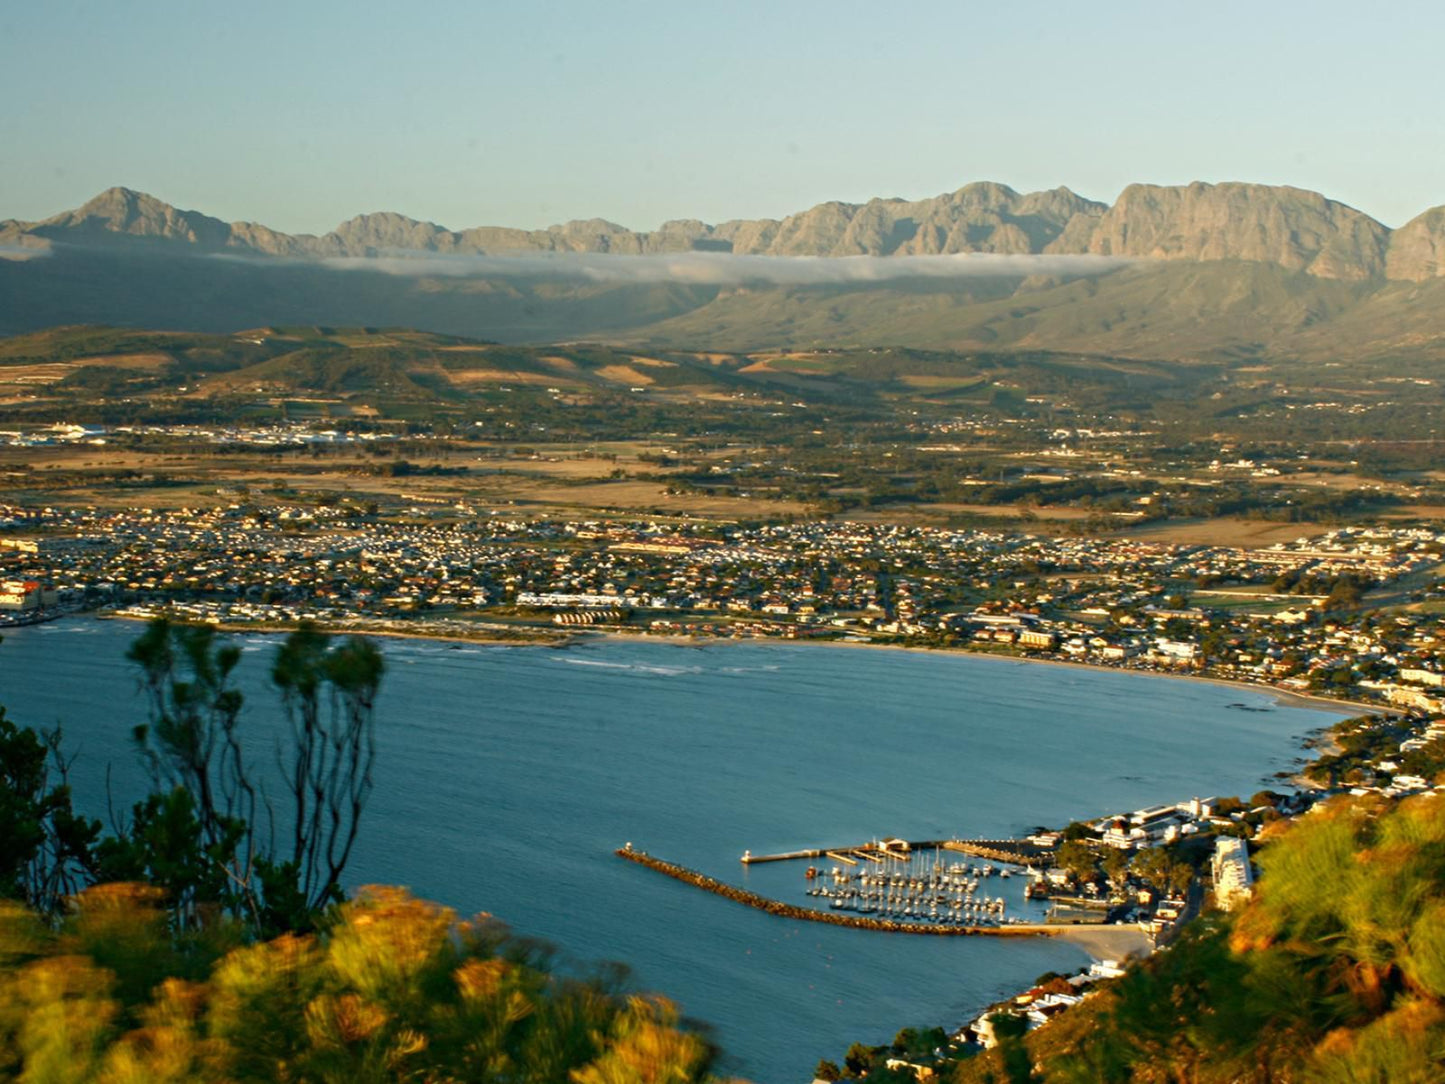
[622,262,1378,360]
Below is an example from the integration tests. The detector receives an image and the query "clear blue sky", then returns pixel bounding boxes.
[3,0,1441,232]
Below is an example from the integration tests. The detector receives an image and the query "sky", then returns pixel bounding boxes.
[3,0,1442,233]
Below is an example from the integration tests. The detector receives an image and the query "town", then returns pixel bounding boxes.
[4,499,1444,719]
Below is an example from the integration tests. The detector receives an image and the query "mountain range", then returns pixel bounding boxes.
[3,181,1445,358]
[7,181,1445,280]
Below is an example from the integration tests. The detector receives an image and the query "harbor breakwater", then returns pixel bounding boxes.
[617,847,1053,938]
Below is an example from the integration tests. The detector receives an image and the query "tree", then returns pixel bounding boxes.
[120,620,255,927]
[892,1025,945,1057]
[843,1041,879,1077]
[1056,840,1099,883]
[1101,847,1130,890]
[115,619,384,933]
[1325,576,1363,611]
[1130,847,1177,893]
[0,706,100,916]
[814,1058,842,1081]
[267,623,385,925]
[987,1013,1038,1084]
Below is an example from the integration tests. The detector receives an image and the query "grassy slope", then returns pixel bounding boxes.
[0,325,763,404]
[622,263,1375,360]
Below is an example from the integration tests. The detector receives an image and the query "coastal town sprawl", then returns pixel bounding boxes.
[4,502,1444,715]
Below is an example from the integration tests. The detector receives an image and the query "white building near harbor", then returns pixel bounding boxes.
[1211,836,1254,911]
[0,579,41,611]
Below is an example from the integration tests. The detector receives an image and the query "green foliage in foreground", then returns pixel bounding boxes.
[2,620,386,939]
[955,793,1445,1083]
[0,883,716,1083]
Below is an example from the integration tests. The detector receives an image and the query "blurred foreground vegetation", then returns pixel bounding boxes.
[942,793,1445,1083]
[0,883,715,1083]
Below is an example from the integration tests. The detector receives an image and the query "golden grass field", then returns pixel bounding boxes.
[0,441,806,519]
[3,434,1433,542]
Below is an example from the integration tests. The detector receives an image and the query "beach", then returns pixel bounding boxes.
[104,607,1378,719]
[583,626,1372,716]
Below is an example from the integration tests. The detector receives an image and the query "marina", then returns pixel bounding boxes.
[801,857,1018,927]
[620,846,1051,937]
[738,838,1058,928]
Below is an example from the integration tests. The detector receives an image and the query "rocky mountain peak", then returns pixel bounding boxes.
[1386,205,1445,281]
[1059,181,1391,281]
[36,186,232,248]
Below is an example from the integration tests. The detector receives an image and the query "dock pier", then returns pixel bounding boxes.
[740,848,827,864]
[941,839,1054,868]
[741,837,1055,868]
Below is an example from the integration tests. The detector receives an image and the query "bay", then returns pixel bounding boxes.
[0,619,1348,1082]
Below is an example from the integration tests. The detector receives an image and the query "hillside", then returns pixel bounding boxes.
[625,262,1381,358]
[1,325,1233,424]
[0,885,716,1082]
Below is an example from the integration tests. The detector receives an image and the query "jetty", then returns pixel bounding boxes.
[741,838,943,865]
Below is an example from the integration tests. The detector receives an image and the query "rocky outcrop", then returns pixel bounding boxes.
[1050,182,1390,281]
[719,182,1104,257]
[30,187,233,249]
[1385,206,1445,281]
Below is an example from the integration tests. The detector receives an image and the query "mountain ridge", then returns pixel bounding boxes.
[7,181,1444,281]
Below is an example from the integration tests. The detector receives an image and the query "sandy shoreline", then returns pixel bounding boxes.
[1044,924,1155,962]
[101,611,1368,716]
[579,628,1366,717]
[100,612,578,649]
[99,610,1369,721]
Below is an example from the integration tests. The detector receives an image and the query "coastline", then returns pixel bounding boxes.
[578,628,1367,717]
[97,611,1369,716]
[99,612,580,649]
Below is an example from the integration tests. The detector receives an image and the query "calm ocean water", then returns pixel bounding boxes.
[0,620,1347,1082]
